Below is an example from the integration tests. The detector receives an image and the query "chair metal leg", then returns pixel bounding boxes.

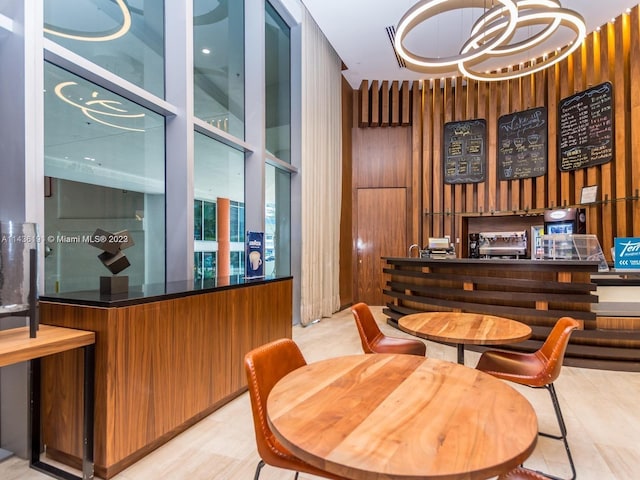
[253,460,265,480]
[532,383,577,480]
[253,459,300,480]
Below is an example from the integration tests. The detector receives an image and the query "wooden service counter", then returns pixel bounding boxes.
[38,275,293,479]
[383,257,599,329]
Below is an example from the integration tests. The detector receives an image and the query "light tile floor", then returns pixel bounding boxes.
[2,306,639,479]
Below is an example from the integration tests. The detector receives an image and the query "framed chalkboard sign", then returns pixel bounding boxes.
[558,82,613,171]
[497,106,547,180]
[443,119,486,184]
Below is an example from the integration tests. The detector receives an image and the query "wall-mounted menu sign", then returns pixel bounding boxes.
[497,106,547,180]
[558,82,613,171]
[443,119,486,184]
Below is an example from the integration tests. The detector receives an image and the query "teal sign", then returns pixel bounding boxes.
[614,237,640,270]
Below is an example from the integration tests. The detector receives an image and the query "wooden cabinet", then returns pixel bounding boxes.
[39,277,293,479]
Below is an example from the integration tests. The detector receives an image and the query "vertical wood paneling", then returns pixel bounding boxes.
[546,63,559,208]
[521,68,533,210]
[423,80,434,239]
[614,15,630,236]
[487,82,499,212]
[558,57,573,206]
[601,22,616,255]
[391,81,400,126]
[476,81,487,214]
[572,44,587,205]
[466,78,477,213]
[348,5,640,282]
[534,67,547,210]
[358,80,368,127]
[509,74,522,211]
[454,77,465,221]
[443,79,454,239]
[401,80,411,125]
[585,31,603,241]
[411,81,423,244]
[370,80,380,127]
[631,9,640,236]
[498,78,510,211]
[340,77,354,306]
[380,80,390,127]
[432,79,444,237]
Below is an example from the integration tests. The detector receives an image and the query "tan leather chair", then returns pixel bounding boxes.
[244,338,348,480]
[499,467,550,479]
[476,317,581,480]
[351,303,426,356]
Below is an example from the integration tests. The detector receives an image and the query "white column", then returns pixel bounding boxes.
[164,0,195,281]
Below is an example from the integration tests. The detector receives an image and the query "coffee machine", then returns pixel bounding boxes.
[478,231,528,259]
[468,233,480,258]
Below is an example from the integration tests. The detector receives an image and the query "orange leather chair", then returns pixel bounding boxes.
[499,467,550,479]
[244,338,348,480]
[476,317,581,480]
[351,303,426,356]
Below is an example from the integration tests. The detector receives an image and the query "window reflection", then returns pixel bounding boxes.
[44,0,165,97]
[265,2,291,162]
[44,62,165,293]
[194,132,245,281]
[193,0,245,138]
[265,164,291,276]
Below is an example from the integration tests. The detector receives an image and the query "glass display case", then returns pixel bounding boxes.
[535,233,609,271]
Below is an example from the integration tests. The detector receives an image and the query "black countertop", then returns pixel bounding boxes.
[384,256,601,268]
[38,275,293,308]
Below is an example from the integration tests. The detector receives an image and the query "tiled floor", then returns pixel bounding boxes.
[2,306,639,479]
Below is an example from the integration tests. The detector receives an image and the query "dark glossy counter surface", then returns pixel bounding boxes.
[385,256,601,269]
[39,274,292,308]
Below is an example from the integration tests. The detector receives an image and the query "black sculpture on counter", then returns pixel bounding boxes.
[88,228,134,294]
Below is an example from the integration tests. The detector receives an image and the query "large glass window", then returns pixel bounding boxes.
[194,132,245,279]
[265,164,291,276]
[265,2,291,162]
[44,62,165,293]
[193,0,245,138]
[43,0,165,97]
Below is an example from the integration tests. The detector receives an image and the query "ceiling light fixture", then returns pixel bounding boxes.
[394,0,586,82]
[44,0,132,42]
[54,81,145,132]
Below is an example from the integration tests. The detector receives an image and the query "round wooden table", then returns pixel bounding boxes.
[398,312,532,364]
[267,354,538,480]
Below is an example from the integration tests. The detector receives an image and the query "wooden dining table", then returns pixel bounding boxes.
[398,312,532,365]
[267,353,538,480]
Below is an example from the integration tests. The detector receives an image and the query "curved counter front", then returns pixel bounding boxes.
[383,258,640,371]
[383,257,599,328]
[38,275,293,479]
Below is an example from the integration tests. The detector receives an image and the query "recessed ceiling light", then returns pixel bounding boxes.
[201,48,211,55]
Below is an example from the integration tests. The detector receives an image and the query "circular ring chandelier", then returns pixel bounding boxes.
[394,0,586,82]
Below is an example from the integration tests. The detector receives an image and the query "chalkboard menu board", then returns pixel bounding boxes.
[443,119,486,184]
[497,106,547,180]
[558,82,613,171]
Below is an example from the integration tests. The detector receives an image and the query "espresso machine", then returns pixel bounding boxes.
[478,231,528,259]
[468,233,480,258]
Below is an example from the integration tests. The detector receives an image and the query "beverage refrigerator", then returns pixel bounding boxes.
[543,208,586,235]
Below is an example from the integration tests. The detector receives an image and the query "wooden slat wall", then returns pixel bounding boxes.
[354,7,640,259]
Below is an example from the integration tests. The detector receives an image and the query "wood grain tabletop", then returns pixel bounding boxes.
[398,312,532,346]
[267,353,538,480]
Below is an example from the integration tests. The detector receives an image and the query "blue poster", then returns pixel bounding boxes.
[245,231,264,278]
[614,237,640,270]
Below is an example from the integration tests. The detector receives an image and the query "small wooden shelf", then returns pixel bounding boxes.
[0,325,95,480]
[0,325,95,368]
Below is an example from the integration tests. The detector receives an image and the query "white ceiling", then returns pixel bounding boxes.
[301,0,640,88]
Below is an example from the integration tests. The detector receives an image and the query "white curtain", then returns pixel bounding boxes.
[300,8,342,324]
